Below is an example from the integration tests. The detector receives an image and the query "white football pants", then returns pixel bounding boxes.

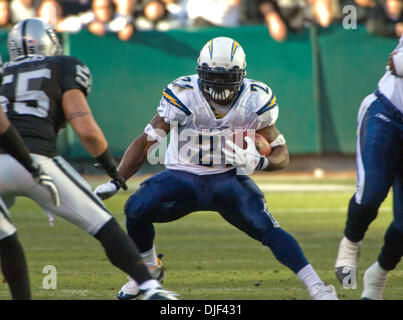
[0,154,112,240]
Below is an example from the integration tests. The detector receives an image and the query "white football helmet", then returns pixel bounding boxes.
[7,18,63,61]
[197,37,246,105]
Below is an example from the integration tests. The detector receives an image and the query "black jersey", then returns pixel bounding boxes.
[0,55,92,157]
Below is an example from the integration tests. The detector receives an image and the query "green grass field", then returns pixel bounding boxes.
[0,174,401,300]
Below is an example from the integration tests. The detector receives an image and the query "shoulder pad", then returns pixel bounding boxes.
[171,76,195,90]
[57,56,92,95]
[245,80,277,115]
[162,80,192,116]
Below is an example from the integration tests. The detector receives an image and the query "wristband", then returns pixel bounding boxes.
[110,179,121,191]
[255,157,269,171]
[270,134,286,148]
[95,148,118,178]
[144,124,164,142]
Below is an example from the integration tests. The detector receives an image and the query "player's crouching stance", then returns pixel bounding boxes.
[96,37,338,300]
[0,18,177,300]
[334,36,403,300]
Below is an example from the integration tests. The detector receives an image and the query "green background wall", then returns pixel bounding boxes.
[0,24,397,159]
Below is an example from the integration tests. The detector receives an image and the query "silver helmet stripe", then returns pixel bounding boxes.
[21,19,28,56]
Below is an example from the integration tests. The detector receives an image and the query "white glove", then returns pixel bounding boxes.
[32,164,60,207]
[223,136,268,175]
[95,180,120,200]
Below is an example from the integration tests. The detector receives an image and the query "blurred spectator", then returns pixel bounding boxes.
[256,0,310,42]
[134,0,188,31]
[58,0,135,41]
[58,0,92,16]
[37,0,64,28]
[186,0,241,28]
[0,0,11,28]
[311,0,333,27]
[114,0,136,16]
[10,0,37,23]
[366,0,403,37]
[354,0,376,7]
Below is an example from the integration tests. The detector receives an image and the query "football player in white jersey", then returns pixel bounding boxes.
[96,37,338,300]
[334,35,403,299]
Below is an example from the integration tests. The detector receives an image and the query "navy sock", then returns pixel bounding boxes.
[126,217,155,253]
[378,223,403,271]
[262,228,309,274]
[344,196,378,242]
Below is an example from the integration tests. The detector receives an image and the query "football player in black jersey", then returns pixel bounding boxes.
[0,18,178,300]
[0,55,60,300]
[0,102,61,300]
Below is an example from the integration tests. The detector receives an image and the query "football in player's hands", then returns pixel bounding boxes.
[228,130,272,156]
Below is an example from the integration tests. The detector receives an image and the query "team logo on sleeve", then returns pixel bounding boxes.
[75,64,92,94]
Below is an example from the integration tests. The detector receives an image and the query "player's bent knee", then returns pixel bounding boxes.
[357,190,389,209]
[124,194,147,221]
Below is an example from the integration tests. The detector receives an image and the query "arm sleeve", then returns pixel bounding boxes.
[59,56,93,96]
[0,125,36,174]
[366,5,396,37]
[157,83,191,126]
[251,83,279,129]
[257,105,278,130]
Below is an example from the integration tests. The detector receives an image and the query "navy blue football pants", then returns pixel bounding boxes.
[345,91,403,270]
[124,169,309,274]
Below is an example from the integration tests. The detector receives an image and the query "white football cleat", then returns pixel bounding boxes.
[310,284,339,300]
[141,287,179,300]
[117,254,165,300]
[335,237,360,288]
[361,262,388,300]
[117,276,141,300]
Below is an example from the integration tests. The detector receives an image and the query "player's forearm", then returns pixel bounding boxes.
[78,128,109,157]
[263,145,289,172]
[118,133,151,181]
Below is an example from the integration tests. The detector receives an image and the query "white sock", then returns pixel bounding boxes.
[343,237,360,250]
[138,279,160,291]
[297,264,324,291]
[373,262,388,278]
[361,262,389,300]
[335,237,360,267]
[140,246,158,267]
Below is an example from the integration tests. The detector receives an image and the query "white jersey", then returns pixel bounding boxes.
[154,74,278,175]
[377,35,403,114]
